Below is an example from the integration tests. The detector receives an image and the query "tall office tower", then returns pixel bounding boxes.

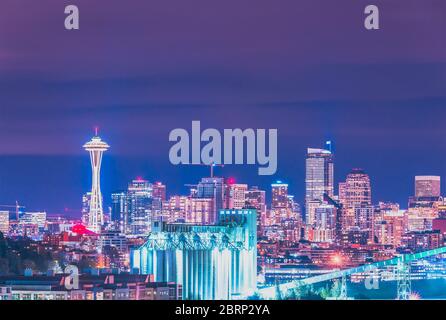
[271,182,289,209]
[287,195,301,218]
[225,182,248,209]
[339,168,373,239]
[338,182,347,206]
[305,199,323,230]
[81,192,91,225]
[197,177,225,224]
[374,203,404,247]
[153,182,167,221]
[245,186,266,212]
[340,169,372,206]
[415,176,441,198]
[313,203,337,243]
[0,211,9,235]
[152,182,167,201]
[337,182,352,231]
[305,147,334,225]
[186,198,214,224]
[163,195,189,223]
[83,132,109,233]
[111,192,127,231]
[408,176,442,227]
[127,178,153,236]
[288,196,303,238]
[245,186,267,233]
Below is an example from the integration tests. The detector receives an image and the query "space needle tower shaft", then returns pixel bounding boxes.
[83,129,109,233]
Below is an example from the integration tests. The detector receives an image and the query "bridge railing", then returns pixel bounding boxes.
[258,246,446,299]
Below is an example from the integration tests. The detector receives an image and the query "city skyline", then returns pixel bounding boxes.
[0,132,446,216]
[0,0,445,304]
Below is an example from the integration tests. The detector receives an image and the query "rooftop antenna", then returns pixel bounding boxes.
[210,162,225,178]
[326,140,332,153]
[94,126,99,137]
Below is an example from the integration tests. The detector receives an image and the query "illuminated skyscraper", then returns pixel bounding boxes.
[271,182,288,209]
[152,182,167,201]
[83,132,109,233]
[245,186,267,235]
[415,176,441,198]
[313,203,337,243]
[339,169,372,207]
[127,178,153,236]
[407,177,442,229]
[225,181,248,209]
[111,191,127,231]
[186,198,214,224]
[245,186,266,213]
[305,147,334,225]
[81,192,91,225]
[197,177,225,224]
[163,195,189,223]
[111,179,155,236]
[0,211,9,235]
[339,168,373,240]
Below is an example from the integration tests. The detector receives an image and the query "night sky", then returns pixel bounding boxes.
[0,0,445,216]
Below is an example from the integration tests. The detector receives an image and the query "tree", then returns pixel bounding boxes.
[0,257,9,275]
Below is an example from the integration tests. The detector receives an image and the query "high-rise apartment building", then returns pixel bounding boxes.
[0,211,9,235]
[245,186,266,213]
[313,204,337,243]
[197,177,225,224]
[225,182,248,209]
[271,182,288,209]
[152,182,167,201]
[415,176,441,198]
[339,168,373,240]
[408,176,442,228]
[186,198,214,224]
[305,147,334,225]
[245,186,267,234]
[126,179,153,236]
[339,169,372,207]
[163,195,189,223]
[111,179,154,236]
[111,192,127,231]
[81,192,92,226]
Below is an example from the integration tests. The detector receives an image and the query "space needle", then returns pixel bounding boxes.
[83,128,109,233]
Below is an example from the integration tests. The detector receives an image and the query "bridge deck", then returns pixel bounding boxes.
[258,246,446,299]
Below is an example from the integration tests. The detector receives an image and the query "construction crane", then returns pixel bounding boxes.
[182,162,225,196]
[186,162,224,178]
[0,201,25,221]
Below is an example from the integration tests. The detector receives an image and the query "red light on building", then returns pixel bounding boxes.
[227,177,236,185]
[71,224,97,236]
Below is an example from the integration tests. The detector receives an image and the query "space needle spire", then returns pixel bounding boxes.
[83,128,109,233]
